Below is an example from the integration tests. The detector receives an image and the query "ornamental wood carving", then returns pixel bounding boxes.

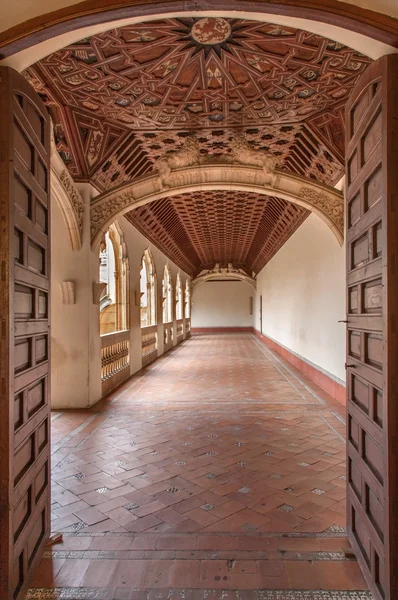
[25,17,371,190]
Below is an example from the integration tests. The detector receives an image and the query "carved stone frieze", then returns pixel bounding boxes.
[229,133,278,186]
[193,264,257,289]
[154,136,203,189]
[298,186,344,237]
[60,170,85,243]
[51,167,85,251]
[91,192,135,239]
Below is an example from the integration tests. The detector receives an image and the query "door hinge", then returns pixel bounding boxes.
[338,320,349,323]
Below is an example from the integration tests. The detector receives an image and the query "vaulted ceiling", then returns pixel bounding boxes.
[125,191,308,276]
[26,17,371,275]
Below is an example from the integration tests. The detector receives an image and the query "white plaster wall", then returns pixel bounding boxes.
[51,187,189,409]
[51,188,94,408]
[192,281,254,328]
[254,214,346,381]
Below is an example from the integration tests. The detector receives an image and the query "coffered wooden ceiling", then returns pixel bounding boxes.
[26,17,371,274]
[125,191,308,276]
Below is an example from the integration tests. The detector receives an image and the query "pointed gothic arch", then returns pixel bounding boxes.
[99,221,130,335]
[162,265,173,324]
[184,279,191,319]
[175,273,183,320]
[140,248,157,327]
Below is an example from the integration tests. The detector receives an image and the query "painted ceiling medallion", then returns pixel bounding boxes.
[191,18,232,45]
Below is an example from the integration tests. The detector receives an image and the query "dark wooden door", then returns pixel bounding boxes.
[259,294,263,335]
[0,67,51,600]
[345,54,398,600]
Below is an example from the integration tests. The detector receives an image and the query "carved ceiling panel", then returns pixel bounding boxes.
[25,17,370,272]
[125,191,308,276]
[27,18,369,130]
[25,17,369,190]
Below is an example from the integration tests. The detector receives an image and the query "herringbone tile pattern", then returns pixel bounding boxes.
[31,334,368,596]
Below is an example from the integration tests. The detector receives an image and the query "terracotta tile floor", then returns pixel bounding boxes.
[29,334,372,600]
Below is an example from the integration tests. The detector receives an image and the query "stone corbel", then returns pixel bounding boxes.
[134,290,145,306]
[93,282,107,304]
[59,281,76,304]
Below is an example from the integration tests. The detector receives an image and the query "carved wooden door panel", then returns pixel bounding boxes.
[345,54,398,600]
[0,67,51,600]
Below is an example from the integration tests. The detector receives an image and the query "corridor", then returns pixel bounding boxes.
[29,334,369,599]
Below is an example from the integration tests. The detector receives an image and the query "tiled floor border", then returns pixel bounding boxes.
[26,588,373,599]
[42,550,352,561]
[252,330,346,406]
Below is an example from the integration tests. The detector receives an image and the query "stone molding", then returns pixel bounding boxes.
[51,166,85,250]
[192,264,257,290]
[90,164,344,248]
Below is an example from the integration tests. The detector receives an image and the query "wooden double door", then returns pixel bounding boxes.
[0,67,51,600]
[1,54,398,599]
[345,54,398,600]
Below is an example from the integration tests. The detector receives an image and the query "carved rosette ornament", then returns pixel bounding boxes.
[298,187,344,238]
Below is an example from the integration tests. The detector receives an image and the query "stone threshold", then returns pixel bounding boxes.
[26,589,373,600]
[43,550,355,561]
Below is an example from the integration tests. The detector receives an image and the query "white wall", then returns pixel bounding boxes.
[255,214,346,382]
[192,281,254,328]
[51,179,189,409]
[51,188,94,409]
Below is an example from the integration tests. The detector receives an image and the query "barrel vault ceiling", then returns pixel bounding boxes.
[26,17,371,276]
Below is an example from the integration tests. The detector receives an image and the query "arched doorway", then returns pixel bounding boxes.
[0,5,398,598]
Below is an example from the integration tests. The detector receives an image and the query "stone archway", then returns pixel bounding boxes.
[90,163,344,249]
[192,267,257,290]
[0,0,397,63]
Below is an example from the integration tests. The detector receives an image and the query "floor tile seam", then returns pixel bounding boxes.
[331,411,346,426]
[249,336,320,403]
[54,414,103,452]
[250,336,333,407]
[51,412,65,422]
[110,341,190,406]
[249,336,315,404]
[319,417,346,444]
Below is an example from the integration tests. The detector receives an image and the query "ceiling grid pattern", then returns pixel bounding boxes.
[126,191,308,276]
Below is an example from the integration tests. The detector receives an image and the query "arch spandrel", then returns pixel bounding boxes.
[90,164,344,249]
